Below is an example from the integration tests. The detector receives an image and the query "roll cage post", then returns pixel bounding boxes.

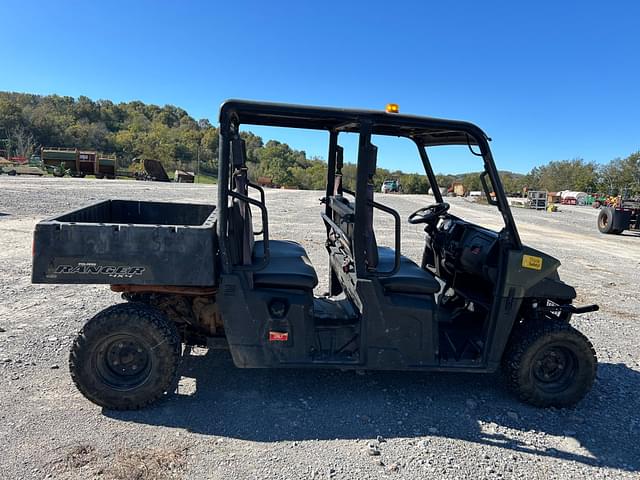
[217,114,232,274]
[354,121,373,276]
[477,138,522,249]
[325,130,338,221]
[416,141,444,204]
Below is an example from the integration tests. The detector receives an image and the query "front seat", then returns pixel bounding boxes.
[362,177,439,296]
[376,247,441,295]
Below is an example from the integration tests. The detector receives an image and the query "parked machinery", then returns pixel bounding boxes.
[95,154,117,179]
[41,147,117,178]
[527,190,548,210]
[597,195,640,234]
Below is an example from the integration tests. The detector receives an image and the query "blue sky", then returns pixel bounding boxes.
[1,0,638,174]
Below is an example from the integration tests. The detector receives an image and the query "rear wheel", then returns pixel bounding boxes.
[69,303,181,410]
[503,319,596,407]
[597,208,615,234]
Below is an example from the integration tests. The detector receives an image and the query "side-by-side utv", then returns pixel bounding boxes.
[32,100,599,410]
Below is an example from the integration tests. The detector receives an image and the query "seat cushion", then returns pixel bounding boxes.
[253,240,307,258]
[376,247,441,295]
[252,240,318,290]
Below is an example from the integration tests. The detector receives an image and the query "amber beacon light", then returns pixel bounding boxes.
[385,103,399,113]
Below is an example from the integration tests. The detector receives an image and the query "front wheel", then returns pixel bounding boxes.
[69,303,181,410]
[502,319,597,407]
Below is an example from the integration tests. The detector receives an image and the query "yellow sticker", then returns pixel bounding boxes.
[522,254,543,270]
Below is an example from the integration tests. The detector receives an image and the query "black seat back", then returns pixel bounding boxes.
[326,142,379,270]
[333,145,344,196]
[227,138,254,266]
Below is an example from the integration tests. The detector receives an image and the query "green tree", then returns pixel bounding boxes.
[254,140,306,185]
[1,90,637,195]
[400,173,430,193]
[289,160,327,190]
[524,159,598,192]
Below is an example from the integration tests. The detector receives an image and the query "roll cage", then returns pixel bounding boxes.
[217,99,522,275]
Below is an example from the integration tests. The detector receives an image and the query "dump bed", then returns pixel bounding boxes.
[32,200,217,286]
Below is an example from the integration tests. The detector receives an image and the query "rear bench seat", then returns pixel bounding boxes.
[252,240,318,290]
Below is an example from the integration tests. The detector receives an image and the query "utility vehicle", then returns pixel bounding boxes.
[381,178,401,193]
[32,100,599,410]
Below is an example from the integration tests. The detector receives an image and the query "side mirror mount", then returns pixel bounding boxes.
[480,171,498,206]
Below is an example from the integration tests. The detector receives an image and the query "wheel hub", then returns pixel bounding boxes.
[95,335,153,390]
[106,340,148,376]
[532,345,577,393]
[536,351,565,381]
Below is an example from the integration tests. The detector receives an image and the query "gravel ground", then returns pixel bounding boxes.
[1,176,639,480]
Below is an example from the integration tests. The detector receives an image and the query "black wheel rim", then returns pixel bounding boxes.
[531,345,577,393]
[95,334,153,391]
[599,214,607,228]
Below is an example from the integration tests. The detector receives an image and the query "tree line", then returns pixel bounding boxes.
[0,92,637,195]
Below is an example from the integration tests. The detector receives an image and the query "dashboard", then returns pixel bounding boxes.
[430,215,500,284]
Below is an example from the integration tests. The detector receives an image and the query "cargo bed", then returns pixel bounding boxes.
[32,200,217,286]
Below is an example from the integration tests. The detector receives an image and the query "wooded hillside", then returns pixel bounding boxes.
[1,92,637,194]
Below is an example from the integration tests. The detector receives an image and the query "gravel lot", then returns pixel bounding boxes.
[1,176,639,479]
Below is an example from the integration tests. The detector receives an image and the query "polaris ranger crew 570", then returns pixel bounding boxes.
[32,100,599,410]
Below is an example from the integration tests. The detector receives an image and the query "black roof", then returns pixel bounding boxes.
[219,100,489,147]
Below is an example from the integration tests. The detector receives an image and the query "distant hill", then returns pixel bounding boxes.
[1,92,637,194]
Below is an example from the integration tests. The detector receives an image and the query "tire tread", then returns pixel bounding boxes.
[69,302,181,410]
[503,318,597,407]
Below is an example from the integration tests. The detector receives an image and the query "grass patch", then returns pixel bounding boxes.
[193,173,217,184]
[48,444,188,480]
[62,444,97,470]
[107,447,187,480]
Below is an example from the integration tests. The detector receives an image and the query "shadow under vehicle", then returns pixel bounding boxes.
[108,352,640,473]
[32,100,599,410]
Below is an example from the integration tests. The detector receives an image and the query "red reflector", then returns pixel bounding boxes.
[269,331,289,342]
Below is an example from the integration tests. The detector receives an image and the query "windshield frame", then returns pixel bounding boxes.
[412,138,521,249]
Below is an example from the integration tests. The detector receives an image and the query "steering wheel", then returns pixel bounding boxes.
[408,202,450,224]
